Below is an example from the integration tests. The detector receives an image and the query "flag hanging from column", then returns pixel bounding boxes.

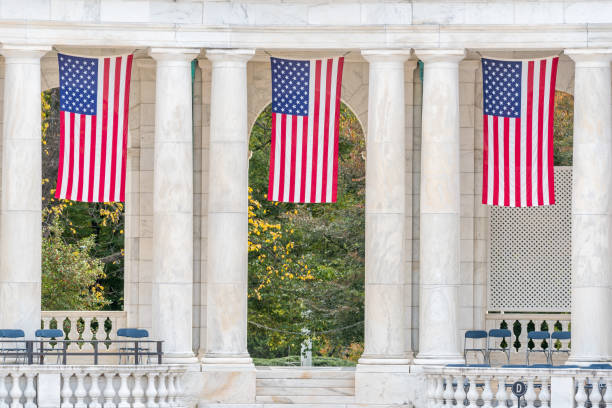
[55,52,134,203]
[481,56,559,207]
[267,56,344,203]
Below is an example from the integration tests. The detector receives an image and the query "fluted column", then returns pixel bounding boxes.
[0,44,50,337]
[359,50,412,365]
[148,47,200,363]
[414,49,465,365]
[202,49,255,364]
[565,49,612,364]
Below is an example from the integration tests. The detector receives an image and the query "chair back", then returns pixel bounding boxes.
[0,329,24,339]
[464,330,487,339]
[527,331,550,340]
[117,328,149,339]
[488,329,511,338]
[35,329,64,338]
[551,331,571,340]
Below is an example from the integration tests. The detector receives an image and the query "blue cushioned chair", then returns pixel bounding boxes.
[0,330,26,364]
[526,331,551,365]
[549,331,571,365]
[35,329,64,364]
[117,328,150,364]
[487,329,511,364]
[463,330,488,364]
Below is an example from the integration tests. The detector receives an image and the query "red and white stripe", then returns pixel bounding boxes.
[268,57,344,203]
[56,54,133,203]
[482,56,559,207]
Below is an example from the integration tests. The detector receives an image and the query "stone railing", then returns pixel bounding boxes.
[0,365,187,408]
[424,365,612,408]
[485,313,571,358]
[41,311,127,351]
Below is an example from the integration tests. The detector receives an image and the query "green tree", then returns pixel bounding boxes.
[41,89,124,309]
[247,104,365,362]
[42,221,110,311]
[553,91,573,166]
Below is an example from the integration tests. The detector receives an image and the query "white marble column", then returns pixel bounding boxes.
[0,44,50,337]
[413,49,465,365]
[359,50,412,365]
[148,48,200,363]
[565,49,612,364]
[202,49,254,365]
[199,49,255,404]
[355,50,412,406]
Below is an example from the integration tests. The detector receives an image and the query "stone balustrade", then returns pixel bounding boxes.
[41,311,127,352]
[424,366,612,408]
[485,313,571,359]
[0,365,187,408]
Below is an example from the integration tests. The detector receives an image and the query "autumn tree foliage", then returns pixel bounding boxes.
[247,104,365,361]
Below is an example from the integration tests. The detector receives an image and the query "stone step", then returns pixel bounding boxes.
[255,395,356,404]
[256,367,355,380]
[257,378,354,388]
[201,404,411,408]
[256,386,354,396]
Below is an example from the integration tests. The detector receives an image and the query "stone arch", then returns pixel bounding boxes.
[247,60,369,142]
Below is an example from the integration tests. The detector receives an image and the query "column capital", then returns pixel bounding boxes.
[414,49,465,64]
[205,49,255,64]
[565,48,612,67]
[361,49,412,64]
[148,47,200,63]
[0,44,51,61]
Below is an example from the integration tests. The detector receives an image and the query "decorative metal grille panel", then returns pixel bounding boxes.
[488,167,572,312]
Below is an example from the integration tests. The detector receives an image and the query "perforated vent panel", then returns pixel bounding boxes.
[488,167,572,312]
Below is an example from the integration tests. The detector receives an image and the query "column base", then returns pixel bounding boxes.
[412,352,464,366]
[199,354,256,404]
[355,361,415,406]
[566,354,612,366]
[163,352,199,364]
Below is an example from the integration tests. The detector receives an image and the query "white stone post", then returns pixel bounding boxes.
[200,49,256,404]
[565,49,612,364]
[355,50,412,406]
[148,48,200,363]
[0,44,50,337]
[413,49,465,365]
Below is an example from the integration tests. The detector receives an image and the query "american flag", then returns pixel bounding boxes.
[55,53,133,203]
[268,56,344,203]
[482,56,559,207]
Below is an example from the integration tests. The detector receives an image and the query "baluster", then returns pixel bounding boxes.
[158,373,169,408]
[454,375,466,406]
[495,375,507,408]
[505,377,515,407]
[68,317,79,351]
[604,376,612,407]
[538,376,551,408]
[442,375,454,405]
[575,377,588,408]
[167,373,177,407]
[426,375,436,408]
[524,377,537,408]
[23,373,35,408]
[592,377,604,408]
[102,373,117,408]
[10,374,23,408]
[481,376,493,408]
[117,373,130,408]
[466,376,479,407]
[82,317,93,351]
[174,373,184,408]
[74,372,87,408]
[60,373,72,408]
[433,376,444,408]
[0,373,9,408]
[89,372,102,408]
[146,372,159,408]
[132,372,145,408]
